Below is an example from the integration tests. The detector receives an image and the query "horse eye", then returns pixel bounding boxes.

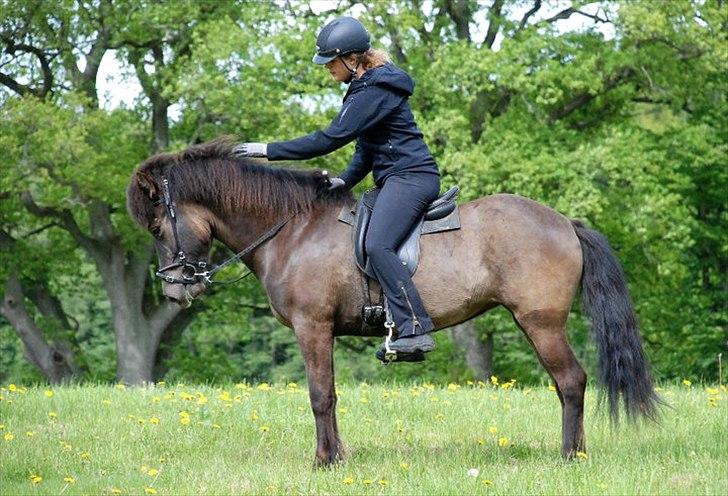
[150,225,162,239]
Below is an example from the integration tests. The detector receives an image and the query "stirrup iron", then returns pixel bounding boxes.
[383,302,397,364]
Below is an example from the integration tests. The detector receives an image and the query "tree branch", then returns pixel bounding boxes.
[518,0,542,31]
[548,67,635,122]
[484,0,505,49]
[20,191,101,258]
[0,33,54,97]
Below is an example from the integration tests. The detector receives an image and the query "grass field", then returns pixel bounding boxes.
[1,380,726,495]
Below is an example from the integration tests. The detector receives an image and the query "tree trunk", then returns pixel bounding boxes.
[450,320,493,380]
[0,273,78,383]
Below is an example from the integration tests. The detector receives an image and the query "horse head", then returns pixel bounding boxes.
[127,157,214,308]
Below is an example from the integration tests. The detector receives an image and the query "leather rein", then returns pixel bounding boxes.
[154,177,298,286]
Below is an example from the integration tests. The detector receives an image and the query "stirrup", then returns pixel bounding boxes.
[383,321,397,364]
[382,301,397,364]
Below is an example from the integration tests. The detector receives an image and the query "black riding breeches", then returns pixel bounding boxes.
[365,171,441,337]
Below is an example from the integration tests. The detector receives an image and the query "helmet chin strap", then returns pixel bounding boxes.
[339,56,360,83]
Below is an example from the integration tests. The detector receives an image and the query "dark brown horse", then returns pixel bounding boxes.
[127,137,659,465]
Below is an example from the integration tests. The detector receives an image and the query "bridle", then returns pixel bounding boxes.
[154,177,297,286]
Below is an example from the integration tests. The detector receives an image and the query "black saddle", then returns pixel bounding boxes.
[337,186,461,278]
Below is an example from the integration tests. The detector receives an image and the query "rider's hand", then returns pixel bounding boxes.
[232,142,267,158]
[328,177,346,190]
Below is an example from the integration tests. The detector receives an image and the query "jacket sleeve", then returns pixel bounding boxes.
[266,86,401,161]
[339,141,372,187]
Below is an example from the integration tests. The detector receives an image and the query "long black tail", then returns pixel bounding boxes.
[572,219,660,423]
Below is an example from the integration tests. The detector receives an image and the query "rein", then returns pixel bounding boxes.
[155,177,299,286]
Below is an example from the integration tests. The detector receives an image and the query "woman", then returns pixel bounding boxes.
[233,16,441,360]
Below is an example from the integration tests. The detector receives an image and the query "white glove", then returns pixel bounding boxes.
[232,142,267,158]
[328,177,346,190]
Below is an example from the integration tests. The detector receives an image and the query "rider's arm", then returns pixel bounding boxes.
[338,141,372,187]
[266,87,401,161]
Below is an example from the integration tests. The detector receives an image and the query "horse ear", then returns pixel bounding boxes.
[136,171,158,200]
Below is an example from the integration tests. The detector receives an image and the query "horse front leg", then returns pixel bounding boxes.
[294,317,341,466]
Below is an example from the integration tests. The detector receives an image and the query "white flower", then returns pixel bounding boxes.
[468,468,480,477]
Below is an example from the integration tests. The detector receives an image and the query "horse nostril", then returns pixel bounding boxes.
[164,294,180,304]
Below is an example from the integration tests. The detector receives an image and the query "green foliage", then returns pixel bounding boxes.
[1,0,725,385]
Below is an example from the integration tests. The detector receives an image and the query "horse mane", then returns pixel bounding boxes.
[127,136,353,227]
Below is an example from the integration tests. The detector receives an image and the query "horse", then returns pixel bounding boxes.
[126,137,659,466]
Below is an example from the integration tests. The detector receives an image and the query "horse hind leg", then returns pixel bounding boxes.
[514,308,587,458]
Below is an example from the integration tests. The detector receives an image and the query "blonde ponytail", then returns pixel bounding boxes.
[357,48,391,70]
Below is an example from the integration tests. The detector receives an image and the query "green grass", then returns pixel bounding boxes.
[1,381,726,495]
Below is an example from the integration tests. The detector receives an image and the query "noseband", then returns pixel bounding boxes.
[155,177,297,286]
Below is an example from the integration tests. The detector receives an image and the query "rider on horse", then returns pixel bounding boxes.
[233,16,441,359]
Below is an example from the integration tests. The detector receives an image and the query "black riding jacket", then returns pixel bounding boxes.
[266,63,439,188]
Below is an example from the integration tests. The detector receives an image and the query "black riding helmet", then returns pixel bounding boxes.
[313,16,370,65]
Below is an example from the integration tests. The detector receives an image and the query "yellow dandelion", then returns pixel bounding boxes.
[48,411,58,418]
[115,384,126,390]
[260,425,270,433]
[498,437,509,447]
[467,380,474,386]
[137,418,146,425]
[110,487,123,494]
[435,413,445,421]
[44,390,54,398]
[342,476,354,485]
[102,399,112,405]
[25,431,35,437]
[179,417,191,426]
[338,407,348,414]
[61,442,72,451]
[682,379,692,387]
[477,438,485,445]
[257,383,271,391]
[482,479,493,486]
[29,474,42,484]
[287,382,299,389]
[8,384,18,392]
[576,451,588,460]
[490,375,499,385]
[156,381,166,386]
[379,479,389,486]
[548,385,557,391]
[4,432,14,441]
[400,462,409,470]
[79,452,91,460]
[150,417,160,425]
[212,423,221,429]
[488,426,498,434]
[144,488,157,495]
[196,394,208,405]
[249,410,259,421]
[363,479,373,486]
[147,468,159,477]
[706,387,719,395]
[159,456,166,464]
[64,476,76,484]
[447,383,460,391]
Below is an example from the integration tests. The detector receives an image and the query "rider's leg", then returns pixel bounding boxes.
[365,172,440,351]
